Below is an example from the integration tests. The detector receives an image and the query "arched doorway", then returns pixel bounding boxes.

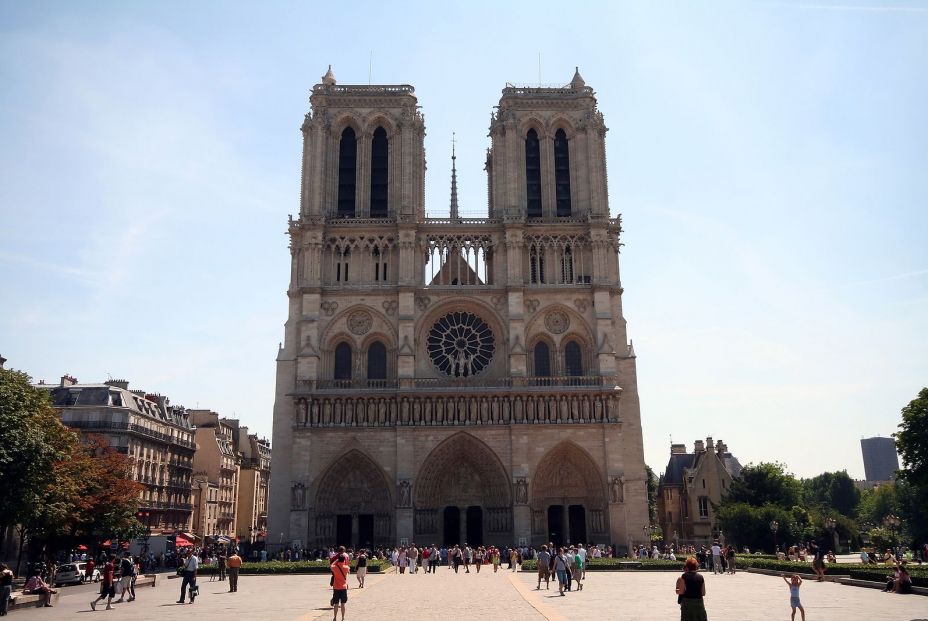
[531,442,607,546]
[415,432,512,546]
[314,450,393,548]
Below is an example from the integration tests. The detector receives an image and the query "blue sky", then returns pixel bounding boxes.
[1,1,925,479]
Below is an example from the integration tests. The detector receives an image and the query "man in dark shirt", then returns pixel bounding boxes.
[536,545,551,590]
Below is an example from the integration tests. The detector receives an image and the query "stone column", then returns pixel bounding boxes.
[563,504,570,545]
[460,508,468,547]
[351,514,359,549]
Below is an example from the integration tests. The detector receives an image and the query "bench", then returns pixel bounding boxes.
[8,591,61,611]
[838,577,928,596]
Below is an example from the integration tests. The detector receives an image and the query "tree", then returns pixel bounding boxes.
[726,462,802,508]
[893,387,928,544]
[0,369,73,556]
[802,471,860,517]
[645,465,658,523]
[857,483,899,526]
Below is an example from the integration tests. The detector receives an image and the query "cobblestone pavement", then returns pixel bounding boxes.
[9,567,926,620]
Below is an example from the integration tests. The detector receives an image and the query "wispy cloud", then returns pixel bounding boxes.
[763,1,928,12]
[840,268,928,288]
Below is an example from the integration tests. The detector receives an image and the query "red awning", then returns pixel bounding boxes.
[77,545,88,550]
[100,540,111,547]
[175,534,193,547]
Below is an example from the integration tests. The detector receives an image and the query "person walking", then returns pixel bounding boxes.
[115,553,135,602]
[226,550,242,593]
[355,550,367,588]
[90,554,116,611]
[726,546,736,575]
[176,549,199,604]
[217,551,227,582]
[675,557,707,621]
[452,545,462,573]
[553,548,570,596]
[0,564,13,616]
[536,545,551,590]
[329,547,350,621]
[710,542,721,575]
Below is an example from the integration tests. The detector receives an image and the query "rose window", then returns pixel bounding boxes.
[426,312,495,377]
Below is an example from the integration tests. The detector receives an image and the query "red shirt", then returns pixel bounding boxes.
[102,562,114,586]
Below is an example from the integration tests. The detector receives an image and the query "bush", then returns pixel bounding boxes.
[847,567,928,587]
[197,559,386,575]
[521,558,684,571]
[735,557,857,575]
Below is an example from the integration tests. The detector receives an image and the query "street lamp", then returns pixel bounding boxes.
[136,510,151,555]
[770,520,779,554]
[824,517,838,554]
[883,514,901,551]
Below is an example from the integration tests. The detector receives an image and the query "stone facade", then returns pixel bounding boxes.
[268,67,649,552]
[43,376,196,535]
[189,410,241,538]
[229,422,272,544]
[656,438,742,546]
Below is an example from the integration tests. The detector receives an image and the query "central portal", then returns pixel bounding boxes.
[466,506,483,546]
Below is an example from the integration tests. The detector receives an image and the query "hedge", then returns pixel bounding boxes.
[521,558,685,571]
[846,568,928,588]
[196,559,386,575]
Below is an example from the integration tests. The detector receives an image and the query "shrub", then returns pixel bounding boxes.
[847,568,928,587]
[197,559,386,575]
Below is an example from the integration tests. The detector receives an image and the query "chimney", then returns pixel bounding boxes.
[60,374,78,387]
[716,439,728,454]
[706,437,714,453]
[671,443,687,455]
[105,379,130,390]
[694,440,705,453]
[0,354,6,369]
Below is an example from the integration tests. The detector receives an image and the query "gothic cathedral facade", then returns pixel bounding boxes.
[268,67,649,552]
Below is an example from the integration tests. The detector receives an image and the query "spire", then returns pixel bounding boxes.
[570,66,586,89]
[449,133,459,220]
[322,64,336,86]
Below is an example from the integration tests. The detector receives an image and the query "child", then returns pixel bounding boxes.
[782,574,805,621]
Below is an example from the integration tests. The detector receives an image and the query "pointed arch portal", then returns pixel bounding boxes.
[414,433,512,546]
[314,450,393,548]
[531,442,607,546]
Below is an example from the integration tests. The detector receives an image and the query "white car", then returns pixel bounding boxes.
[54,562,101,586]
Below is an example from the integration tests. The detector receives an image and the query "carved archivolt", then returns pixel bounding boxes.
[531,442,605,509]
[415,433,511,509]
[315,450,393,514]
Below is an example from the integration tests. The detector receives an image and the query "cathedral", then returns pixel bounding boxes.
[267,66,649,553]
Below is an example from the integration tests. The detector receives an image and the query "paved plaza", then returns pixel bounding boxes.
[10,568,926,620]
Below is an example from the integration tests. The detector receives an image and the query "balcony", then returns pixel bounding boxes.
[297,375,612,394]
[65,420,195,449]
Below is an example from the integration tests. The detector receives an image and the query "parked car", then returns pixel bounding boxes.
[54,562,101,586]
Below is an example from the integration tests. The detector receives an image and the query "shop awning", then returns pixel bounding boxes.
[175,534,194,547]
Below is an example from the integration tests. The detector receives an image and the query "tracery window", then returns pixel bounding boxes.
[366,341,387,382]
[334,342,353,381]
[372,247,388,283]
[370,127,388,217]
[564,340,583,376]
[426,312,495,377]
[337,127,357,217]
[554,128,571,217]
[561,246,574,283]
[525,129,542,217]
[530,244,545,284]
[533,342,552,377]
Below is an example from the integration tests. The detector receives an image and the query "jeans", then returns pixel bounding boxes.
[218,564,226,580]
[1,585,11,615]
[712,555,721,573]
[180,571,196,601]
[227,568,239,592]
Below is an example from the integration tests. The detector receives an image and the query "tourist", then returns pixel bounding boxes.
[356,549,367,588]
[510,547,519,571]
[491,546,500,572]
[553,547,570,596]
[329,547,350,621]
[474,546,484,573]
[464,544,472,573]
[577,543,588,578]
[217,551,227,581]
[782,574,805,621]
[675,557,707,621]
[571,546,584,591]
[536,545,551,590]
[810,541,825,582]
[176,548,199,604]
[726,545,736,574]
[408,545,419,574]
[452,545,462,573]
[709,542,721,574]
[0,564,13,617]
[226,550,242,592]
[91,554,116,611]
[84,558,96,583]
[23,570,56,608]
[398,547,407,574]
[116,553,135,602]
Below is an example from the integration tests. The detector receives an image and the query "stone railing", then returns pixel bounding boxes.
[292,388,620,428]
[298,376,609,393]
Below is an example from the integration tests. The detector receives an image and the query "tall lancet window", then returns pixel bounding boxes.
[554,128,571,217]
[334,342,353,381]
[525,128,542,218]
[370,127,388,217]
[337,127,357,217]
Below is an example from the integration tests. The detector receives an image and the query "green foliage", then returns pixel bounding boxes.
[645,465,658,523]
[847,567,928,588]
[735,557,858,575]
[197,559,387,575]
[894,388,928,544]
[726,462,802,508]
[857,484,899,526]
[802,471,860,517]
[716,502,806,552]
[867,527,895,551]
[521,558,684,571]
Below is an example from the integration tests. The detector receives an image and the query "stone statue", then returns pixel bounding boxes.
[515,477,528,504]
[291,482,305,509]
[610,476,625,503]
[398,480,412,507]
[298,399,308,426]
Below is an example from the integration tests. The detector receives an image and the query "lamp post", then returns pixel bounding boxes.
[883,514,901,553]
[136,510,151,555]
[770,520,779,554]
[824,517,838,554]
